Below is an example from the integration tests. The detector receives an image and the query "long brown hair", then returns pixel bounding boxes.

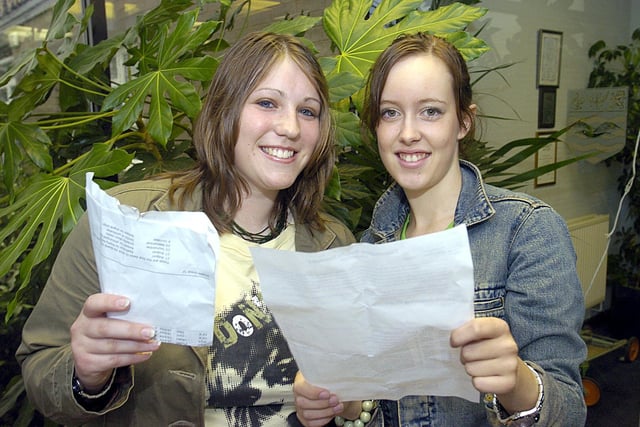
[362,33,476,148]
[168,31,334,233]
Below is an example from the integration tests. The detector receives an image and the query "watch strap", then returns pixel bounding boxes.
[485,363,544,426]
[72,369,117,411]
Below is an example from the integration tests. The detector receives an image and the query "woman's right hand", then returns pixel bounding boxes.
[70,293,161,392]
[293,371,361,427]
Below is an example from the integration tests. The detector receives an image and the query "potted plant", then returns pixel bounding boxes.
[587,28,640,339]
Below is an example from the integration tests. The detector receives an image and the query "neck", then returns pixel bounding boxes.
[231,205,287,244]
[234,192,277,234]
[405,172,461,236]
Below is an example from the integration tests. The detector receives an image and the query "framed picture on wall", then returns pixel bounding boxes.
[538,86,557,128]
[536,29,563,87]
[534,131,557,187]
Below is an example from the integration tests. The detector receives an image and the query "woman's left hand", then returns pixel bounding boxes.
[450,317,539,412]
[450,317,520,394]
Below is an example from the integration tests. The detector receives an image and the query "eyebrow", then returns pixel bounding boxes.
[254,87,321,106]
[380,97,447,105]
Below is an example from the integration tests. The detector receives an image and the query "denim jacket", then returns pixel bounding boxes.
[360,160,587,427]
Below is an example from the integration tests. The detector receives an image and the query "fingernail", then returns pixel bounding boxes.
[117,298,130,308]
[141,328,155,339]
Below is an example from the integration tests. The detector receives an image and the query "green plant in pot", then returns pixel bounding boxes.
[587,28,640,339]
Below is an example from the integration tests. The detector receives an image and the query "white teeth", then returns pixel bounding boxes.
[399,153,427,162]
[263,147,294,159]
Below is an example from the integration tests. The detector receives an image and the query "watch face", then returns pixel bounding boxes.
[72,376,82,394]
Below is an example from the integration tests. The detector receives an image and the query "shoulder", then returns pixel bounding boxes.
[479,184,570,241]
[319,212,356,244]
[484,184,551,209]
[295,213,356,251]
[104,177,176,211]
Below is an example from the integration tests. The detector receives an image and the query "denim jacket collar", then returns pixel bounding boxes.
[366,160,495,242]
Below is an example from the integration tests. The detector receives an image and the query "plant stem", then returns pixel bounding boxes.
[45,46,112,93]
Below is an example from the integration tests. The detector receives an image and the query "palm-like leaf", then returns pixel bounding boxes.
[101,10,219,145]
[323,0,488,78]
[1,144,133,319]
[0,122,52,199]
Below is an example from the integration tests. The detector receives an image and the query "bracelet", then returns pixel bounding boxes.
[334,400,376,427]
[485,363,544,426]
[72,369,116,400]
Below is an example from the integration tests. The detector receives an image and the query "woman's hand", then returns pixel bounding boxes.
[293,372,361,427]
[70,293,161,392]
[450,317,539,413]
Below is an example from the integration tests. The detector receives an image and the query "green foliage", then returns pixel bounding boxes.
[588,28,640,290]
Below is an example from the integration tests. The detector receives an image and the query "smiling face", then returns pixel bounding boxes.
[376,53,472,198]
[233,57,322,200]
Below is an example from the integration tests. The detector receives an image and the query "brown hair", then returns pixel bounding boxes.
[362,32,476,147]
[168,31,334,233]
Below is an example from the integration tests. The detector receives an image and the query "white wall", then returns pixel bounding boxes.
[469,0,634,225]
[632,0,640,32]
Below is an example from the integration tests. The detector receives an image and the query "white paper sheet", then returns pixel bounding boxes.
[85,172,219,346]
[251,225,478,402]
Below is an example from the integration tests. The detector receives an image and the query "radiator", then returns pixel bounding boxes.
[566,214,610,310]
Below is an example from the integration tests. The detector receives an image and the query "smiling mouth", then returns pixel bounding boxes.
[262,147,295,159]
[398,152,428,162]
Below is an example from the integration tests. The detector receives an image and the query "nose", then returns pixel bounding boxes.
[275,109,300,139]
[399,118,420,145]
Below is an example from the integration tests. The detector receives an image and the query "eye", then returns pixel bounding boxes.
[380,108,400,120]
[422,107,442,118]
[299,107,318,118]
[257,99,276,109]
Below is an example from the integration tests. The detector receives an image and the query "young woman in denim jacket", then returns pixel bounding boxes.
[294,33,587,427]
[17,32,356,426]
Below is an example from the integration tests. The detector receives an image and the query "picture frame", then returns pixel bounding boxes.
[536,29,563,87]
[538,86,557,129]
[534,131,557,187]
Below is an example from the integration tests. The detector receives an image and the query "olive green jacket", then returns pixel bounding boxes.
[16,178,355,426]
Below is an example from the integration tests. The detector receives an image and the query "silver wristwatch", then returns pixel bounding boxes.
[484,363,544,426]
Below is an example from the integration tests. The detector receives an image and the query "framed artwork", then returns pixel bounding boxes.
[536,29,563,87]
[538,86,557,128]
[534,131,557,187]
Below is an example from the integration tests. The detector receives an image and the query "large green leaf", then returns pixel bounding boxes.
[327,71,364,103]
[264,15,322,35]
[45,0,78,41]
[10,52,63,119]
[323,0,488,77]
[46,0,91,61]
[140,0,194,27]
[0,122,52,197]
[0,144,133,319]
[333,110,362,148]
[101,10,218,145]
[68,33,128,76]
[0,49,40,88]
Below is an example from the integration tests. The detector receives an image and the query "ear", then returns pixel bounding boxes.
[457,104,477,140]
